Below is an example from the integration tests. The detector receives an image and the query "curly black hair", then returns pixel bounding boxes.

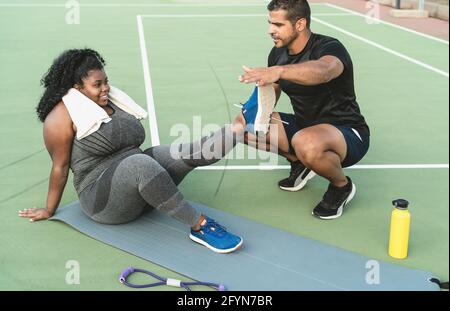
[36,48,106,122]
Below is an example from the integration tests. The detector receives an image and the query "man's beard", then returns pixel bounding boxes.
[281,31,299,48]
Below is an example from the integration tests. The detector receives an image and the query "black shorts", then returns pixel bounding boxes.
[278,112,370,168]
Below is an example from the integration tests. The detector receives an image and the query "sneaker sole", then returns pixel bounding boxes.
[279,170,317,192]
[313,183,357,220]
[254,84,276,134]
[189,234,244,254]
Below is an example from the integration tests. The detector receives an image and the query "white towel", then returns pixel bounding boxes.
[62,86,148,140]
[108,85,148,119]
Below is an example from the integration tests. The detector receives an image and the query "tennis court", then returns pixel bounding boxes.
[0,0,448,290]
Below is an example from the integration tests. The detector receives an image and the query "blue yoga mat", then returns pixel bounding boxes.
[50,201,439,291]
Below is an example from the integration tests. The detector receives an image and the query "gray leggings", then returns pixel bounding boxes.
[78,126,238,226]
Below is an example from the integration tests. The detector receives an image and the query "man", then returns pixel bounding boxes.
[237,0,370,220]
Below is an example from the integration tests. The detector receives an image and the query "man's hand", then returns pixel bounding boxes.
[19,207,53,222]
[239,65,283,86]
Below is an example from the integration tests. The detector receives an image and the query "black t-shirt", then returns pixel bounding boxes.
[268,33,369,135]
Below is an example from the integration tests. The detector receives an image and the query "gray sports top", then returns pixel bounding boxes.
[70,102,146,194]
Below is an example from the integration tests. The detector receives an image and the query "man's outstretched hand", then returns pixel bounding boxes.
[239,65,282,86]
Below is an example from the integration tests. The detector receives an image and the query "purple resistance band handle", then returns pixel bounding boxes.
[119,266,135,283]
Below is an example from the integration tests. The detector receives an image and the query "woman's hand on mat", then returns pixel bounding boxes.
[239,65,283,86]
[18,208,53,222]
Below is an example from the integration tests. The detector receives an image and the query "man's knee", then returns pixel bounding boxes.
[291,132,324,165]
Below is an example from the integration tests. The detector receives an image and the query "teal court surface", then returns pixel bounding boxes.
[0,0,448,290]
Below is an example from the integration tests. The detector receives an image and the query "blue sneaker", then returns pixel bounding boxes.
[241,84,276,134]
[189,217,243,254]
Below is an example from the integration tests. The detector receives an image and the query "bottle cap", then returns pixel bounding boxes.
[392,199,409,210]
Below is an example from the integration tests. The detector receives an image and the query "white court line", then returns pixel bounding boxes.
[324,2,449,45]
[312,16,449,78]
[137,15,160,146]
[196,164,449,170]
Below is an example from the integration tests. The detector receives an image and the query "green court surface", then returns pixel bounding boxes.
[0,0,448,290]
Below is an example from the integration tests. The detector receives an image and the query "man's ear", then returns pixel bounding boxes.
[73,83,81,90]
[295,18,308,32]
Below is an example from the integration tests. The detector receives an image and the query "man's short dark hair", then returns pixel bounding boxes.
[267,0,311,28]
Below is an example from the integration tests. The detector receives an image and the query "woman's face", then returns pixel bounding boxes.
[76,69,110,106]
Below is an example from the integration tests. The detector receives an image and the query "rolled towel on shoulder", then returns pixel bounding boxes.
[108,85,148,120]
[62,86,148,140]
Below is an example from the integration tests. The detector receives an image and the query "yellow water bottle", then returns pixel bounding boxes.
[388,199,411,259]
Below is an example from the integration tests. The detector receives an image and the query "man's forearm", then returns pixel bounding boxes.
[276,60,333,86]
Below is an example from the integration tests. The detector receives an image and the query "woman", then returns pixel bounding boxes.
[19,48,245,254]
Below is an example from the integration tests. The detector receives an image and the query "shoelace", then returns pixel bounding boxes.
[288,161,304,180]
[202,219,227,237]
[321,185,343,209]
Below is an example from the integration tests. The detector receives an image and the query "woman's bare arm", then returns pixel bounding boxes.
[19,102,74,221]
